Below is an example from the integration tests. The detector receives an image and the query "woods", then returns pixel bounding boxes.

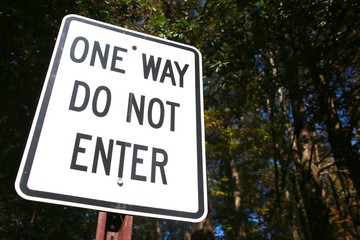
[1,0,359,239]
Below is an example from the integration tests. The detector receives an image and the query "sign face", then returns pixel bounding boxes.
[15,15,207,222]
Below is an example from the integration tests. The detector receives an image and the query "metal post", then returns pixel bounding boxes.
[96,212,133,240]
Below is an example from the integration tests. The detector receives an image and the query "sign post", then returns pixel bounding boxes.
[96,212,133,240]
[15,14,207,223]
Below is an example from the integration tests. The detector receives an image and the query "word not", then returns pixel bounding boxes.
[70,132,168,185]
[126,92,180,132]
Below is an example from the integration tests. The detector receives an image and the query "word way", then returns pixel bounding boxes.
[142,54,189,88]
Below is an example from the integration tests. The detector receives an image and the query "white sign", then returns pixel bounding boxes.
[15,15,207,222]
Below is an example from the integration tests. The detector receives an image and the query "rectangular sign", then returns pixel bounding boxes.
[15,15,207,222]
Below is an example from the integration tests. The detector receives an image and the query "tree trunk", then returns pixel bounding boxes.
[293,127,334,239]
[191,213,215,240]
[230,159,247,239]
[315,73,360,196]
[313,72,360,238]
[286,62,335,239]
[155,219,161,240]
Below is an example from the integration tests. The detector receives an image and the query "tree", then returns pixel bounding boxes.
[1,0,359,239]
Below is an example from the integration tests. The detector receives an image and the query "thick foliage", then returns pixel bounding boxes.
[1,0,359,239]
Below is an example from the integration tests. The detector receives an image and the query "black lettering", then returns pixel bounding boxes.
[90,41,110,69]
[160,59,176,86]
[148,98,164,129]
[92,137,114,175]
[70,133,92,171]
[126,93,145,125]
[70,37,89,63]
[116,141,131,178]
[92,86,111,117]
[166,101,180,131]
[111,46,127,73]
[142,54,162,81]
[131,144,147,182]
[69,80,90,112]
[151,147,168,184]
[175,62,189,88]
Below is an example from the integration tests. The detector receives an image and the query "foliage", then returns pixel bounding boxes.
[1,0,359,239]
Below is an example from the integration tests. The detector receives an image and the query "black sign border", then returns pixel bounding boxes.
[17,15,206,221]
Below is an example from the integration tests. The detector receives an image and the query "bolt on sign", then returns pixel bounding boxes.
[15,15,207,222]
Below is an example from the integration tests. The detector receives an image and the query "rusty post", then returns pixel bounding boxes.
[96,212,133,240]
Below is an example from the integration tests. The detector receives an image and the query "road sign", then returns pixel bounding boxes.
[15,14,207,222]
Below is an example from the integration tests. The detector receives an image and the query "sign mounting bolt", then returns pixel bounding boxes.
[117,178,124,187]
